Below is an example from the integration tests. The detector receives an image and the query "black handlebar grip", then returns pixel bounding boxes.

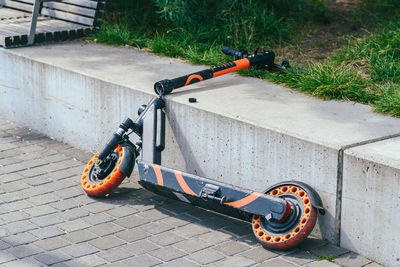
[222,46,247,58]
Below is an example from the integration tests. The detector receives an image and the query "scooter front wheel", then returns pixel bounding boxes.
[81,145,126,197]
[251,184,317,250]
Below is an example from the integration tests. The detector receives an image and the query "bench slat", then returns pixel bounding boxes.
[41,8,93,25]
[0,7,30,19]
[0,0,33,13]
[18,0,98,9]
[43,2,96,17]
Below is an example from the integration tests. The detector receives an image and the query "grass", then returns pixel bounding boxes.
[316,255,338,262]
[92,0,400,117]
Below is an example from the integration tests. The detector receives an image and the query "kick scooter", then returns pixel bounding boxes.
[80,47,325,250]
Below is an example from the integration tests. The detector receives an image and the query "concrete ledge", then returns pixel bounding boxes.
[1,41,400,265]
[342,139,400,267]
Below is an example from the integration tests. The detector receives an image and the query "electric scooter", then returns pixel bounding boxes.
[80,47,325,250]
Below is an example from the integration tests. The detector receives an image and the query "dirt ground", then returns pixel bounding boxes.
[275,0,369,66]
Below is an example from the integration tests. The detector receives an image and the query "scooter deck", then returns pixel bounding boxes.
[137,160,290,222]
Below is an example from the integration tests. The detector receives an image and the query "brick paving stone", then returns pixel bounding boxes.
[221,222,252,237]
[298,236,329,250]
[0,241,11,250]
[2,232,38,246]
[0,190,27,203]
[2,181,27,193]
[214,240,251,256]
[90,222,125,236]
[61,243,99,258]
[159,201,194,215]
[89,235,126,250]
[216,255,256,266]
[0,211,31,223]
[198,230,232,244]
[62,229,97,244]
[47,178,78,191]
[364,262,384,266]
[34,251,71,265]
[160,258,200,267]
[160,215,194,227]
[18,167,48,178]
[259,258,298,267]
[6,244,42,258]
[0,173,25,184]
[97,246,135,262]
[284,250,320,265]
[0,228,8,238]
[34,237,71,251]
[56,187,83,200]
[29,193,60,206]
[123,254,162,267]
[124,240,160,255]
[114,214,150,229]
[57,218,91,232]
[103,262,129,267]
[30,226,65,239]
[149,246,187,262]
[240,246,279,262]
[57,207,90,221]
[173,237,213,253]
[115,228,151,243]
[106,205,139,218]
[333,252,372,267]
[310,244,350,258]
[1,200,32,214]
[23,175,52,186]
[140,221,174,234]
[24,205,58,217]
[29,214,64,227]
[140,208,171,221]
[63,254,107,267]
[20,185,53,198]
[0,251,18,264]
[2,257,43,267]
[3,220,37,235]
[308,260,340,266]
[81,212,115,225]
[82,201,115,213]
[187,248,225,265]
[149,231,185,246]
[173,223,210,238]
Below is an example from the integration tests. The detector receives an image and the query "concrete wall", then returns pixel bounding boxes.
[342,139,400,267]
[1,42,400,265]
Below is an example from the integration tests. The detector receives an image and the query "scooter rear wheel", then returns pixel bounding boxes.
[251,184,317,250]
[81,145,126,197]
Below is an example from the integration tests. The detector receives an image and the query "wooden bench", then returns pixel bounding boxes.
[0,0,106,48]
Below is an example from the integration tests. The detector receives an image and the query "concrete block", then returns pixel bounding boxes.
[2,42,400,246]
[342,138,400,267]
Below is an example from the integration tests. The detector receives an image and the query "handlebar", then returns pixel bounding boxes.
[154,46,276,96]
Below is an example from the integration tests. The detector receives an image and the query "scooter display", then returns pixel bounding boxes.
[80,47,325,250]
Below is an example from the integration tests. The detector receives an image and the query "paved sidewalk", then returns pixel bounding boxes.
[0,117,381,267]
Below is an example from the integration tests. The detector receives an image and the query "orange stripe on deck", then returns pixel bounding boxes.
[184,74,204,86]
[174,170,197,196]
[213,58,250,77]
[225,192,262,208]
[151,164,164,186]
